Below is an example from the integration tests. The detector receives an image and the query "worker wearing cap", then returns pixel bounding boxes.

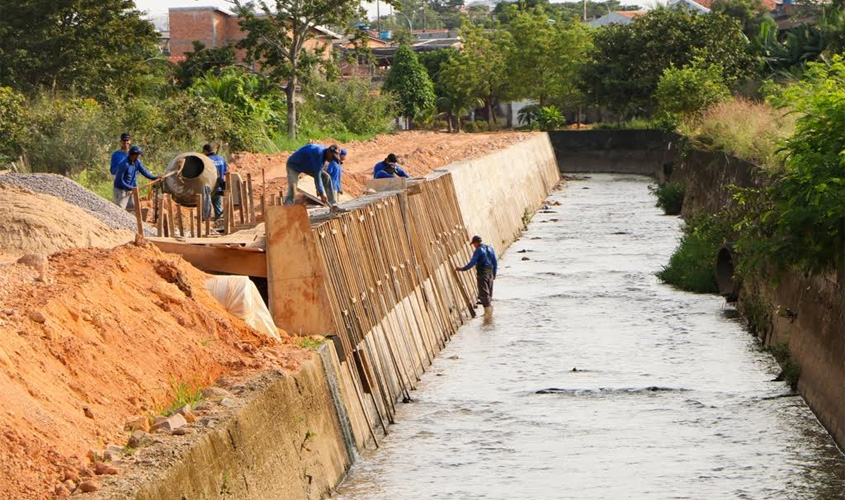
[323,149,346,195]
[373,153,409,179]
[203,144,228,219]
[110,133,132,176]
[285,143,347,213]
[455,235,498,310]
[113,145,157,210]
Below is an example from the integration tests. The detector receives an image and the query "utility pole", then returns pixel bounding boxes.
[377,0,381,31]
[582,0,587,21]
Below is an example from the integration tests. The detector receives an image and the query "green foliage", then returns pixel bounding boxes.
[657,214,735,293]
[232,0,362,138]
[0,0,160,95]
[0,87,27,162]
[711,0,775,39]
[383,44,437,122]
[176,42,238,89]
[517,104,541,127]
[649,182,686,215]
[581,8,756,116]
[656,59,731,117]
[767,342,801,390]
[303,77,396,136]
[296,336,326,350]
[733,56,845,275]
[536,106,566,130]
[162,378,205,417]
[506,12,592,109]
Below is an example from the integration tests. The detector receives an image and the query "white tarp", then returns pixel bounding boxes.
[205,276,280,341]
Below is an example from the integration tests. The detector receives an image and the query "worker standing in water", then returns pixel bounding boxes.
[456,235,498,313]
[284,143,347,213]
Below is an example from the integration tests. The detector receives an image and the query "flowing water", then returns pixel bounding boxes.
[334,174,845,500]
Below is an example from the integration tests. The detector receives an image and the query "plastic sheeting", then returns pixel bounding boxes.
[205,276,281,340]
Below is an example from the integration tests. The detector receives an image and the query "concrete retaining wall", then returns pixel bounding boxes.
[443,133,560,254]
[548,130,673,176]
[105,133,562,499]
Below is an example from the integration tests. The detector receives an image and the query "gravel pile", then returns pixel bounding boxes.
[0,173,156,236]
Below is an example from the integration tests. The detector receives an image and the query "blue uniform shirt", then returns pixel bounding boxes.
[461,244,498,277]
[207,153,228,193]
[373,160,410,178]
[373,165,409,179]
[325,160,342,192]
[114,158,156,190]
[288,144,328,195]
[110,150,128,176]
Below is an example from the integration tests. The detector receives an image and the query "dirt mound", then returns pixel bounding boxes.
[0,243,305,499]
[231,131,537,201]
[0,183,134,256]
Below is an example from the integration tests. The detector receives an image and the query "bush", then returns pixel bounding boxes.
[678,98,794,169]
[302,77,396,137]
[649,182,686,215]
[537,105,566,130]
[656,59,731,117]
[657,214,734,293]
[0,87,28,163]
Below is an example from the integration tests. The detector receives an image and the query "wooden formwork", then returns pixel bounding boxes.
[305,173,477,431]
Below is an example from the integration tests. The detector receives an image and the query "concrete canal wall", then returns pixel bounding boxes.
[549,129,845,451]
[104,133,561,499]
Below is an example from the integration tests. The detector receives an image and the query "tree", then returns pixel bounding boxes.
[711,0,774,38]
[507,10,592,111]
[231,0,363,138]
[656,59,731,117]
[0,0,159,94]
[175,42,238,89]
[0,87,27,162]
[383,43,436,128]
[580,8,756,116]
[455,23,512,128]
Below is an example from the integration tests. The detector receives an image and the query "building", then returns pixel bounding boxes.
[168,6,341,63]
[588,10,647,27]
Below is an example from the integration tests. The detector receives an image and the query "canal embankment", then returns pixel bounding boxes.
[90,133,560,499]
[550,129,845,451]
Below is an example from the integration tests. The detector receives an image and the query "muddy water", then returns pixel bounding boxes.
[334,174,845,500]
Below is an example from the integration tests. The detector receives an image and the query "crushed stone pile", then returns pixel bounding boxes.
[0,173,155,236]
[0,243,301,499]
[0,183,134,255]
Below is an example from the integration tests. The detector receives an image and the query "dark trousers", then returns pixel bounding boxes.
[476,267,494,307]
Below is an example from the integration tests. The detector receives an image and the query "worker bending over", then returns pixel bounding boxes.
[113,145,157,210]
[373,153,409,179]
[456,235,498,311]
[285,143,347,213]
[203,144,228,219]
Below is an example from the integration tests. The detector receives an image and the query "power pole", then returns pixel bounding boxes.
[582,0,587,21]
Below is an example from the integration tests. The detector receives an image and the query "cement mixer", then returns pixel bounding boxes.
[161,153,219,207]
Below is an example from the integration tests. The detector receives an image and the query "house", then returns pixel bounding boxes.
[168,6,341,63]
[668,0,778,14]
[588,10,647,27]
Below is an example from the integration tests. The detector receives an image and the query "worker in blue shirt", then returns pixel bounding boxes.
[285,143,347,213]
[203,143,228,219]
[323,148,346,195]
[455,235,498,311]
[113,145,157,210]
[110,132,132,176]
[373,153,410,179]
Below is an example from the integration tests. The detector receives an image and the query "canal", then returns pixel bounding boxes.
[334,174,845,500]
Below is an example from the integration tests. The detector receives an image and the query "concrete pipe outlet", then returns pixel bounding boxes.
[162,153,218,206]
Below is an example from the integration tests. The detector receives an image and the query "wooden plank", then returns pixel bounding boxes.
[196,194,203,239]
[150,239,267,277]
[265,205,334,335]
[247,173,256,224]
[365,177,407,193]
[131,187,143,236]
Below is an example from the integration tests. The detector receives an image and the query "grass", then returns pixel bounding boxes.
[295,336,326,350]
[657,214,734,294]
[649,182,685,215]
[767,342,801,390]
[678,98,796,169]
[162,378,205,416]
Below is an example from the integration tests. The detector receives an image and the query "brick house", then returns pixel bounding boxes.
[167,6,341,63]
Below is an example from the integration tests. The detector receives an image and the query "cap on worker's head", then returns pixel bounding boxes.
[120,133,131,141]
[340,149,347,156]
[128,145,143,156]
[202,143,213,153]
[386,153,398,164]
[471,235,482,244]
[327,144,340,155]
